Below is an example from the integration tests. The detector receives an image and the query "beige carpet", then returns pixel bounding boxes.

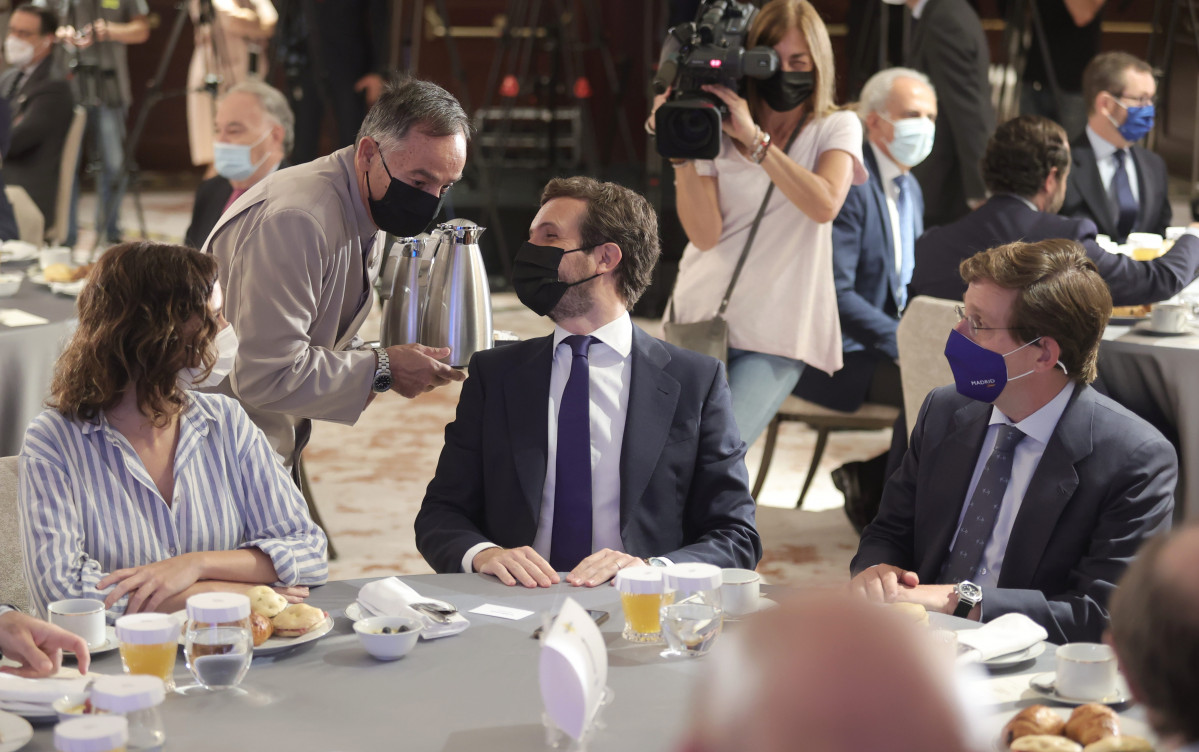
[83,190,892,588]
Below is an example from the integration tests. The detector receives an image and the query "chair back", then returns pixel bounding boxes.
[897,296,960,423]
[0,455,31,613]
[46,105,87,246]
[4,185,45,244]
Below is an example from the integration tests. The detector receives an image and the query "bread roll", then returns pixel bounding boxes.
[43,263,76,282]
[1010,735,1083,752]
[1065,704,1120,746]
[890,602,929,626]
[1083,737,1153,752]
[1003,705,1066,745]
[271,603,325,637]
[250,612,274,647]
[247,585,288,618]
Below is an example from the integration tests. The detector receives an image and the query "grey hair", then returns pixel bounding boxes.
[356,75,473,150]
[222,80,296,156]
[855,67,935,121]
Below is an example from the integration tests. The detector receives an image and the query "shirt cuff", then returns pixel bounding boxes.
[462,542,499,574]
[0,605,14,616]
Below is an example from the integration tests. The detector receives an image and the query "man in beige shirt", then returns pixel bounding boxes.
[205,77,467,471]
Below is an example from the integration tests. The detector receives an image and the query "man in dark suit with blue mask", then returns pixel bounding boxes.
[851,238,1175,643]
[1060,52,1169,243]
[415,177,761,589]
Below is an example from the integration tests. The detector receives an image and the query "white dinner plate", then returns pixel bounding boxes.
[0,241,38,263]
[0,700,55,725]
[987,704,1154,751]
[1027,672,1134,706]
[26,271,48,286]
[977,641,1046,668]
[0,709,34,751]
[170,610,334,656]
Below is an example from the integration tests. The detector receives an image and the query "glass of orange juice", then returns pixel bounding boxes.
[614,566,665,643]
[115,613,181,692]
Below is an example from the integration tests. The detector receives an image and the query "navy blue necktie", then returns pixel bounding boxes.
[1111,149,1138,242]
[940,425,1025,585]
[550,335,594,572]
[894,174,920,311]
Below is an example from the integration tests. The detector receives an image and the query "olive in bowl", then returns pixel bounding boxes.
[353,616,422,661]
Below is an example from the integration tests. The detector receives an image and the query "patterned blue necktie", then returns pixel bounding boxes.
[894,174,920,311]
[1111,149,1138,242]
[550,334,594,572]
[940,424,1026,585]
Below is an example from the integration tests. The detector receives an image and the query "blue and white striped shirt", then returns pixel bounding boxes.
[19,392,328,618]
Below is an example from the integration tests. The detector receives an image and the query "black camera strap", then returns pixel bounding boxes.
[716,110,810,316]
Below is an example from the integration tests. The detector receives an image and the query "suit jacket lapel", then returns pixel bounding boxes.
[619,327,680,536]
[917,399,991,582]
[864,145,901,304]
[1131,147,1159,232]
[505,335,554,525]
[1073,142,1116,236]
[999,386,1090,587]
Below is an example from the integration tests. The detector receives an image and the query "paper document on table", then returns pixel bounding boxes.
[980,671,1040,704]
[539,597,608,740]
[0,308,49,327]
[469,603,534,620]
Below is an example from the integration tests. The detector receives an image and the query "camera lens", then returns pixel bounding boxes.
[655,98,723,160]
[667,109,716,151]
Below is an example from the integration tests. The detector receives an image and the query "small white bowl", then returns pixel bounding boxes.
[52,692,99,722]
[353,615,422,661]
[0,272,22,297]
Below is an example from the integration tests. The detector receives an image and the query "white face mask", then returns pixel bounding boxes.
[180,325,239,389]
[4,36,35,68]
[213,129,271,182]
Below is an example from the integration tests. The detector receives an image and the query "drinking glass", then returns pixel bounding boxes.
[614,566,665,643]
[115,613,181,692]
[183,593,253,691]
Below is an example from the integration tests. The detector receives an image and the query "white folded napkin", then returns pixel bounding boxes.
[0,673,89,704]
[956,613,1048,662]
[357,577,469,640]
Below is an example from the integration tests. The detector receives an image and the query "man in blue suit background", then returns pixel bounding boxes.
[415,177,761,588]
[794,68,936,530]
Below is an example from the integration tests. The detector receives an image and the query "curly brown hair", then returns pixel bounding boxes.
[982,115,1071,199]
[48,242,221,426]
[959,238,1111,383]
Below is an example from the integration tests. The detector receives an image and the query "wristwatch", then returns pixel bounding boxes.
[371,347,392,393]
[647,557,669,568]
[953,580,982,618]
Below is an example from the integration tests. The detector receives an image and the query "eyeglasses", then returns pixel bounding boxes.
[954,305,1017,337]
[1110,91,1156,108]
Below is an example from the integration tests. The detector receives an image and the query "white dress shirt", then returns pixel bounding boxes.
[461,313,634,573]
[1086,124,1141,207]
[948,382,1076,589]
[869,141,906,287]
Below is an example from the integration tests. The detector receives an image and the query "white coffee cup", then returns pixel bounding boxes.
[1150,303,1189,333]
[38,246,71,270]
[48,598,107,649]
[720,568,761,617]
[1055,642,1118,701]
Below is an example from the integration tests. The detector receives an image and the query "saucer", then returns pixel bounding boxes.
[1132,320,1194,337]
[981,641,1045,668]
[1028,672,1133,706]
[0,709,34,750]
[64,626,119,659]
[722,597,778,621]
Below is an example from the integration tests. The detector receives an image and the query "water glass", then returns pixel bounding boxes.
[660,602,723,658]
[183,593,253,691]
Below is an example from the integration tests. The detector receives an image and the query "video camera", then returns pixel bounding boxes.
[652,0,779,160]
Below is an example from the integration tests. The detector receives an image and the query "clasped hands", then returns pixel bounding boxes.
[98,554,308,614]
[473,546,644,589]
[846,564,958,614]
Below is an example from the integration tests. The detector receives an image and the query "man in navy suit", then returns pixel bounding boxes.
[852,239,1175,643]
[909,115,1199,306]
[1061,52,1170,243]
[415,177,761,588]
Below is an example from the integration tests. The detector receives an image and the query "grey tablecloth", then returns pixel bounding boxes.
[0,273,78,457]
[1098,323,1199,521]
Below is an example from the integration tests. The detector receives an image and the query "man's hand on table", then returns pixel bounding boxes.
[385,344,465,398]
[473,546,560,588]
[847,564,920,602]
[0,610,90,677]
[566,549,645,587]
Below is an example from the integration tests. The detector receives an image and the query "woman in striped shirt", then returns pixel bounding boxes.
[19,242,328,618]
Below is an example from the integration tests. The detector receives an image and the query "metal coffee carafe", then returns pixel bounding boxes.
[379,234,437,348]
[421,221,493,367]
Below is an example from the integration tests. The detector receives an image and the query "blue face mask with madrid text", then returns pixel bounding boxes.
[943,329,1043,403]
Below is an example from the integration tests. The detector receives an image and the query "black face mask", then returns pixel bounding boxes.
[512,241,601,317]
[366,141,446,236]
[760,70,815,112]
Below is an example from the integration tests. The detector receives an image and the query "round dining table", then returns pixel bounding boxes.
[15,575,1152,752]
[0,272,78,458]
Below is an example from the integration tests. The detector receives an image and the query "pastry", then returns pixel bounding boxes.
[1083,737,1153,752]
[271,603,326,637]
[1010,735,1083,752]
[890,602,929,626]
[43,262,76,282]
[1065,704,1120,746]
[246,585,288,618]
[1003,705,1066,744]
[250,612,274,647]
